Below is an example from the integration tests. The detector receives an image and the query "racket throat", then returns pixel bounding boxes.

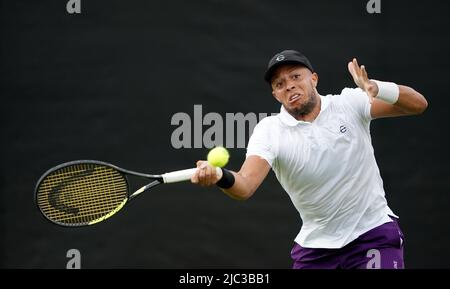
[129,180,161,199]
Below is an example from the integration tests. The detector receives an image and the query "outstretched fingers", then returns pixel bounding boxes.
[361,65,369,82]
[348,58,360,80]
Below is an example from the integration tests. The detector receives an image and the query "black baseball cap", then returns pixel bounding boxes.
[264,50,314,83]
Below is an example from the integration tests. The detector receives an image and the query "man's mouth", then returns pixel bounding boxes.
[289,94,301,103]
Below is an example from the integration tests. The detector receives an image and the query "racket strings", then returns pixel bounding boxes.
[38,166,126,223]
[36,163,128,226]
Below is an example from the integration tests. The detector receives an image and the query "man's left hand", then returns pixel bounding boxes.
[347,58,379,103]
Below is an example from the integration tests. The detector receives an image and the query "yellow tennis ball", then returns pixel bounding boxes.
[207,146,230,168]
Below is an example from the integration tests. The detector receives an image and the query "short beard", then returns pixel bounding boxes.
[286,90,318,119]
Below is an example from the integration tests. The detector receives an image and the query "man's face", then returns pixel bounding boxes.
[270,64,319,119]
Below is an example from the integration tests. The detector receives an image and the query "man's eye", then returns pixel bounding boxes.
[293,74,300,79]
[276,83,282,88]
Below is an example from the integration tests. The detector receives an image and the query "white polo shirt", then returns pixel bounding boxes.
[246,88,396,249]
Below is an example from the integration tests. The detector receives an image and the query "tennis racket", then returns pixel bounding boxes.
[35,160,220,227]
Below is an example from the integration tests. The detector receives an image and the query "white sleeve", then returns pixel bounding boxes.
[246,119,278,167]
[340,88,372,123]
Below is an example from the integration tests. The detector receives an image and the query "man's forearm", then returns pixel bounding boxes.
[219,171,257,201]
[370,82,428,119]
[393,85,428,115]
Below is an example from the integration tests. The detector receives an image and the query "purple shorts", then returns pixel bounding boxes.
[291,217,405,269]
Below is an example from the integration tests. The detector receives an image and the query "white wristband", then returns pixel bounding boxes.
[372,80,399,104]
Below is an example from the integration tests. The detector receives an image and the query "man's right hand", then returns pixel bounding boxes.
[191,160,223,186]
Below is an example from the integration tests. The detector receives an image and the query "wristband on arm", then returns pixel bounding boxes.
[216,168,235,189]
[372,80,400,104]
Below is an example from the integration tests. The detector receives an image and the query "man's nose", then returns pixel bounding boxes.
[286,80,296,91]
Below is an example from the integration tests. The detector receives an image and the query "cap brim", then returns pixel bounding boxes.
[264,61,311,83]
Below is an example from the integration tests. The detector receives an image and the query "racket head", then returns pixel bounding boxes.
[35,160,131,227]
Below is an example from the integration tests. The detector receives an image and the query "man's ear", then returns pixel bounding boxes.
[272,91,281,103]
[311,72,319,88]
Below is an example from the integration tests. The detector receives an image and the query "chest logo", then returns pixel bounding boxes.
[339,125,347,133]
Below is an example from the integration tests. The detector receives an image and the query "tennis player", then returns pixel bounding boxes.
[191,50,428,269]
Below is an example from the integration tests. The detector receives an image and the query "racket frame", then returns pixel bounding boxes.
[34,160,163,227]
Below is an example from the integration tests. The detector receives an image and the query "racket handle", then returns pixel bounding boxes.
[162,167,222,183]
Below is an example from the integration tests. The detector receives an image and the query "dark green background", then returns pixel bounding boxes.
[1,0,449,268]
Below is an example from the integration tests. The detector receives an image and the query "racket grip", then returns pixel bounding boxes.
[162,167,222,183]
